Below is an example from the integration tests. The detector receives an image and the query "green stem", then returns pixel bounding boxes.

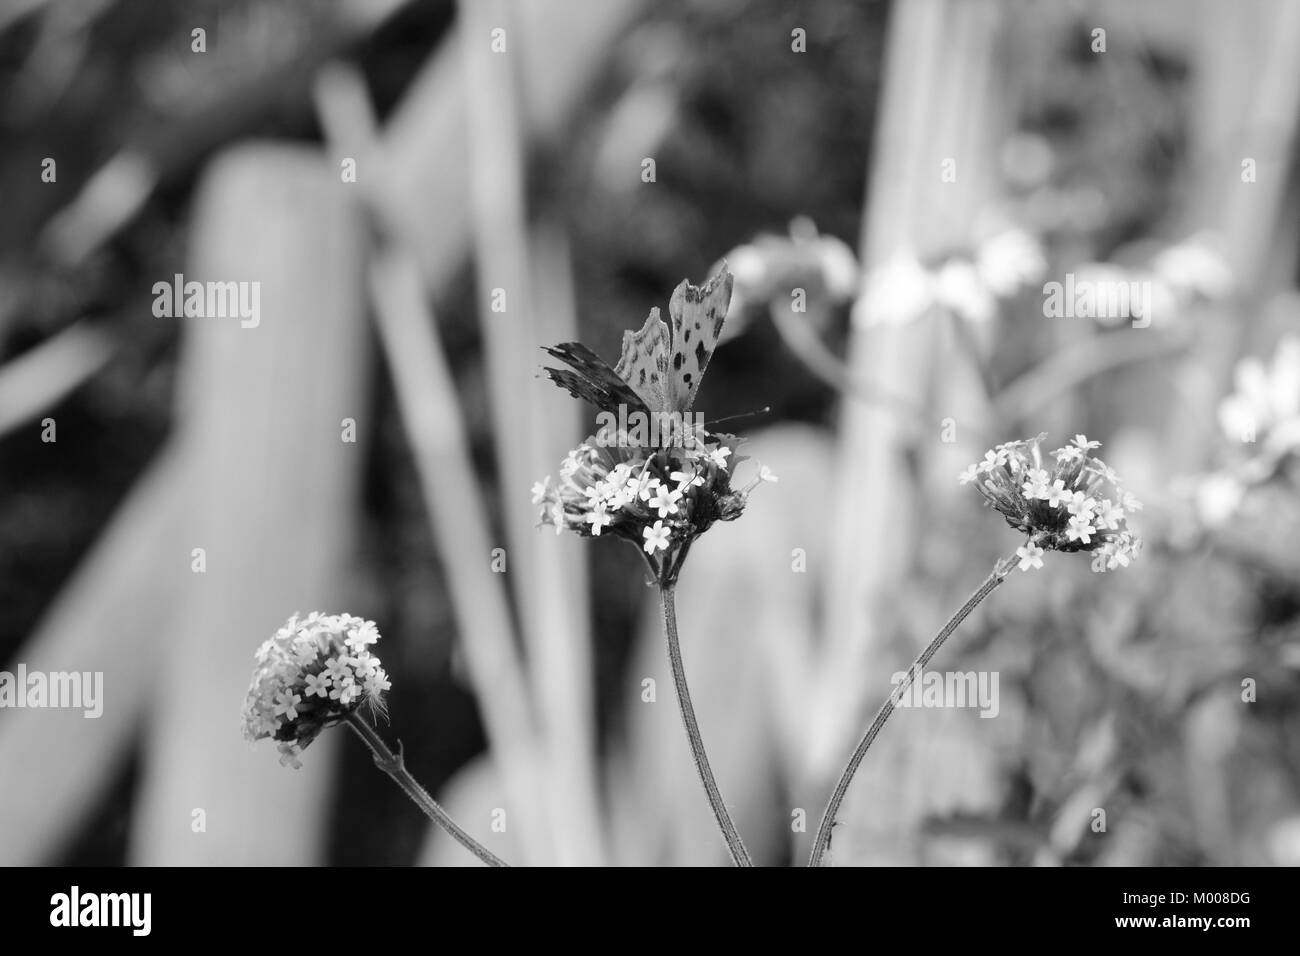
[346,711,509,867]
[661,585,754,866]
[807,551,1019,867]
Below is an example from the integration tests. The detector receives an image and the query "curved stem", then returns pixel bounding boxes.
[346,711,509,867]
[807,551,1020,867]
[661,585,754,866]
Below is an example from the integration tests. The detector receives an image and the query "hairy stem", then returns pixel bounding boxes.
[661,585,754,866]
[346,711,509,867]
[808,552,1019,867]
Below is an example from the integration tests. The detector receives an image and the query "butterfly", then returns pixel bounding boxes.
[541,267,734,419]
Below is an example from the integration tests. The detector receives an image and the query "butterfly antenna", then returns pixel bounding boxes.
[705,406,772,428]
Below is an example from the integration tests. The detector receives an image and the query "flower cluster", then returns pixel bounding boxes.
[855,227,1046,327]
[241,612,392,768]
[532,423,775,585]
[1218,335,1300,469]
[1188,336,1300,527]
[960,433,1142,572]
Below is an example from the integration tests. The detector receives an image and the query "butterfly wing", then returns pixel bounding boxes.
[541,266,733,418]
[541,342,650,416]
[613,307,672,413]
[665,268,733,413]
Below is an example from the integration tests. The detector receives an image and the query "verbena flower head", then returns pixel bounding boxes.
[535,267,773,586]
[242,612,392,768]
[961,433,1141,572]
[533,423,769,585]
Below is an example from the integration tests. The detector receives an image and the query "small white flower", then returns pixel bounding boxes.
[330,678,358,705]
[670,468,704,489]
[345,622,380,651]
[273,689,301,721]
[1045,480,1068,508]
[364,671,392,696]
[1020,468,1051,499]
[959,464,980,485]
[981,448,1009,472]
[642,520,671,554]
[1088,460,1121,484]
[324,657,352,684]
[1016,542,1045,571]
[606,481,634,510]
[1066,515,1095,544]
[1093,498,1124,531]
[1065,491,1095,517]
[758,465,779,483]
[649,483,682,518]
[707,446,732,470]
[638,477,663,502]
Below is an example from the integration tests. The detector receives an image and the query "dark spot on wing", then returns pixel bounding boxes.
[673,352,684,370]
[683,328,691,343]
[683,372,693,386]
[650,371,659,383]
[638,368,646,386]
[694,340,707,368]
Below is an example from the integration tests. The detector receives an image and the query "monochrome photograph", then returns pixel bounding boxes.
[0,0,1293,924]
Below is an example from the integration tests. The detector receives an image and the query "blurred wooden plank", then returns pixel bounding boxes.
[458,0,604,863]
[0,449,185,864]
[353,0,642,864]
[376,0,643,294]
[524,224,604,865]
[315,60,562,863]
[367,248,551,864]
[128,143,368,864]
[1163,0,1300,473]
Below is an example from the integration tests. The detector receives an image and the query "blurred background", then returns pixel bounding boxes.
[1,0,1298,866]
